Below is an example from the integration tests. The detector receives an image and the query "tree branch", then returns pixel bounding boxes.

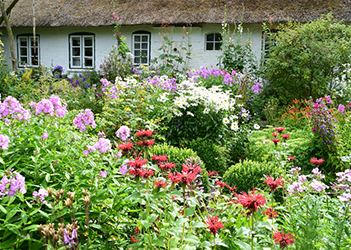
[0,0,19,25]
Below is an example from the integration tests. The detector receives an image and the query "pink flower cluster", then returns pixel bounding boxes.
[73,109,97,132]
[33,188,48,204]
[0,96,31,122]
[34,95,67,117]
[0,170,26,197]
[84,138,111,155]
[0,134,10,150]
[287,167,328,194]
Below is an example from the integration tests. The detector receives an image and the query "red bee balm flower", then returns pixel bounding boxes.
[118,142,133,153]
[152,154,168,162]
[137,139,155,147]
[263,176,284,192]
[154,180,168,188]
[281,134,290,140]
[262,208,279,219]
[235,189,266,216]
[275,127,286,133]
[136,129,153,138]
[287,156,295,162]
[272,132,278,138]
[310,158,324,166]
[206,216,225,236]
[130,236,139,243]
[158,162,177,171]
[271,138,280,146]
[273,230,294,249]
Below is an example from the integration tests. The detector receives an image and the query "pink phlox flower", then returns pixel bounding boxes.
[33,188,48,203]
[93,138,111,153]
[0,134,10,150]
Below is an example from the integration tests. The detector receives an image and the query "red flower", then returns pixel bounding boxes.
[262,208,278,219]
[129,157,147,169]
[208,171,218,176]
[176,172,197,185]
[281,134,290,140]
[118,142,133,153]
[275,127,286,133]
[263,176,284,192]
[158,162,177,171]
[272,132,278,138]
[235,189,266,216]
[171,195,177,200]
[152,154,168,162]
[206,216,225,236]
[134,227,140,235]
[136,129,153,138]
[129,168,146,179]
[271,138,280,146]
[130,236,139,243]
[216,181,228,189]
[142,169,155,179]
[310,158,324,166]
[137,139,155,147]
[167,172,179,184]
[287,156,295,162]
[273,230,294,249]
[154,180,168,188]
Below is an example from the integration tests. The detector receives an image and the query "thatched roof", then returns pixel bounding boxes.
[3,0,351,28]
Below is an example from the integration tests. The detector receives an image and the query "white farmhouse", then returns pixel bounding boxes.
[0,0,350,73]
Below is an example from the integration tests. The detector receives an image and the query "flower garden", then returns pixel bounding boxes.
[1,13,351,250]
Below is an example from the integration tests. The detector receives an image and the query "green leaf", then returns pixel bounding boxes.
[185,206,195,217]
[234,240,251,250]
[148,214,157,224]
[191,221,206,228]
[0,205,7,214]
[184,234,199,244]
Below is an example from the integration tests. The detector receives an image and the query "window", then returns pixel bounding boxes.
[17,35,39,67]
[206,33,222,51]
[69,34,94,69]
[132,32,150,65]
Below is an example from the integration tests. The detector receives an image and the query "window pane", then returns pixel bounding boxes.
[73,57,80,66]
[134,43,140,49]
[134,57,140,64]
[141,50,148,57]
[31,38,38,47]
[85,58,93,67]
[84,37,93,46]
[215,33,222,41]
[20,48,28,56]
[135,36,140,42]
[215,42,221,50]
[31,48,38,56]
[20,38,27,47]
[20,57,28,64]
[142,43,148,49]
[142,36,148,42]
[135,50,140,56]
[31,56,39,65]
[72,37,80,46]
[206,43,213,50]
[141,57,147,64]
[73,48,80,56]
[207,34,214,41]
[85,48,92,57]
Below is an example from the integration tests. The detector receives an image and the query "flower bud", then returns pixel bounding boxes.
[64,198,72,208]
[84,195,90,205]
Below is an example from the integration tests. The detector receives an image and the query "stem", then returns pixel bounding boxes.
[251,214,254,250]
[271,191,274,250]
[85,204,90,250]
[180,186,186,250]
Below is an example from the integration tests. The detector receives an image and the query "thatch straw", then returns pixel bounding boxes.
[3,0,351,28]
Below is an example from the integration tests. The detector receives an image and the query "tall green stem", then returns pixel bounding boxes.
[180,186,186,250]
[251,214,254,250]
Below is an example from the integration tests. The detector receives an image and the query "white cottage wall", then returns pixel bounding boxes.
[0,23,263,73]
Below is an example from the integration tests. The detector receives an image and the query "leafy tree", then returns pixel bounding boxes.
[262,13,351,105]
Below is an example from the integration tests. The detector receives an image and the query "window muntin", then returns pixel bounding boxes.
[206,33,222,51]
[70,35,94,69]
[133,33,150,65]
[262,30,277,63]
[17,36,39,67]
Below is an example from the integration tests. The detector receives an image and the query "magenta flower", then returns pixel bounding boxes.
[100,171,107,178]
[83,150,89,156]
[0,134,10,150]
[33,188,48,203]
[42,133,48,139]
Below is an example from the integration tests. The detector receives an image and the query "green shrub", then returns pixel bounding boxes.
[223,160,282,193]
[263,13,351,105]
[185,137,229,176]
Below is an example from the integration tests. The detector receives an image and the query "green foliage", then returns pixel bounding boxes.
[223,160,281,193]
[152,25,192,76]
[262,13,351,105]
[185,138,229,176]
[217,7,258,74]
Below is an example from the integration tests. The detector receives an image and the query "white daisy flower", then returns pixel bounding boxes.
[231,122,239,131]
[242,113,248,118]
[203,108,210,114]
[254,124,260,130]
[223,118,230,124]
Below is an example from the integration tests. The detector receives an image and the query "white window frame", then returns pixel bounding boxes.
[205,33,222,51]
[69,34,94,69]
[17,35,40,67]
[132,33,150,66]
[262,30,277,64]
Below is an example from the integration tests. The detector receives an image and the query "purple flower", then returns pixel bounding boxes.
[33,188,48,203]
[0,134,10,150]
[119,164,129,175]
[93,138,111,154]
[73,109,97,132]
[42,133,48,140]
[116,126,130,141]
[99,170,107,178]
[83,150,89,156]
[338,104,345,113]
[0,170,26,198]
